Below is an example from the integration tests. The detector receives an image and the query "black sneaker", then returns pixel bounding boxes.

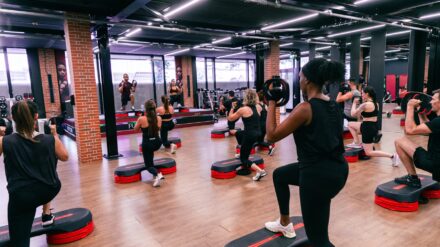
[42,213,55,227]
[394,175,422,188]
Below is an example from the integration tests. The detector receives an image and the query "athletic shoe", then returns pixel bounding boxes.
[252,170,267,181]
[157,172,164,180]
[268,146,276,156]
[391,153,400,167]
[42,213,55,227]
[153,174,163,187]
[265,219,296,238]
[131,106,135,111]
[170,143,177,154]
[346,142,362,149]
[394,175,421,188]
[235,153,240,159]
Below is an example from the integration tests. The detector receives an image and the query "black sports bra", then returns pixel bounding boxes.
[160,113,172,120]
[170,86,179,93]
[361,101,378,118]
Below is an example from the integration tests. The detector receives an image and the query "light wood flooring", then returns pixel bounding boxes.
[1,103,439,247]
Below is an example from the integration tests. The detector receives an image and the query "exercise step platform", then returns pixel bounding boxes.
[235,144,256,155]
[114,158,176,183]
[343,126,352,139]
[400,118,405,127]
[211,128,241,138]
[0,208,93,246]
[211,155,264,179]
[138,137,182,153]
[344,147,369,163]
[225,216,309,247]
[375,175,440,212]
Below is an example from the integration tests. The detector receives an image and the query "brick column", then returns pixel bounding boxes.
[38,49,61,117]
[264,40,281,124]
[64,13,102,163]
[175,56,195,107]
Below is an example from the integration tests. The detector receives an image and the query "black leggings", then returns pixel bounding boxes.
[160,121,174,148]
[170,94,180,106]
[142,137,162,176]
[8,182,61,247]
[273,161,348,247]
[235,130,259,168]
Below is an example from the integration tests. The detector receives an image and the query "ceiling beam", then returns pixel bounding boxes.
[110,0,153,23]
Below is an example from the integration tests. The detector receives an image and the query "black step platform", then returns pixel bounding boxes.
[344,147,369,163]
[225,216,309,247]
[211,155,264,179]
[0,208,93,246]
[138,137,182,153]
[114,158,176,183]
[211,128,241,138]
[375,175,440,212]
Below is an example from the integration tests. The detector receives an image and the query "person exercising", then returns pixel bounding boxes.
[347,86,397,166]
[0,100,69,247]
[157,95,177,154]
[264,59,348,246]
[118,73,136,111]
[223,91,240,135]
[169,79,182,107]
[134,100,164,187]
[228,89,267,181]
[257,91,275,156]
[393,90,440,188]
[336,78,361,121]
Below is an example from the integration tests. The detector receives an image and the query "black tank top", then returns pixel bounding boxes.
[141,126,159,139]
[361,101,378,118]
[242,105,261,133]
[259,103,267,129]
[294,99,345,167]
[3,133,60,192]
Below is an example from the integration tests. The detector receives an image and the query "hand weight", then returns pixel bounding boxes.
[262,76,290,107]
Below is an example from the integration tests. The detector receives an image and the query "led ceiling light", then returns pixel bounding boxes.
[328,24,385,38]
[164,0,202,18]
[354,0,375,5]
[316,46,332,51]
[386,30,411,37]
[217,51,246,59]
[125,28,141,37]
[212,37,231,44]
[164,48,190,56]
[261,13,319,31]
[385,49,401,54]
[280,42,293,47]
[419,12,440,20]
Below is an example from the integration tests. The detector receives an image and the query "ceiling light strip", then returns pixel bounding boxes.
[163,0,202,18]
[164,48,190,56]
[217,51,246,59]
[328,24,385,38]
[261,13,319,31]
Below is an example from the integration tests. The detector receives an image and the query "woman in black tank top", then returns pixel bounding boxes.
[0,100,69,246]
[228,89,267,181]
[134,100,164,187]
[263,59,348,246]
[257,91,275,155]
[157,95,177,154]
[347,86,395,164]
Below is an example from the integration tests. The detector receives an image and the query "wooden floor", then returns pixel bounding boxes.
[1,103,439,247]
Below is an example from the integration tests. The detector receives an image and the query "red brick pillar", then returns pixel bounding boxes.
[38,49,61,117]
[264,40,281,124]
[64,14,102,163]
[175,56,195,107]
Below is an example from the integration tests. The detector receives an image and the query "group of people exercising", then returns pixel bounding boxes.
[0,58,439,246]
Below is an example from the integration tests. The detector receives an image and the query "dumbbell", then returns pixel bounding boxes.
[15,95,23,101]
[43,118,57,135]
[401,92,433,115]
[0,118,13,135]
[262,76,290,106]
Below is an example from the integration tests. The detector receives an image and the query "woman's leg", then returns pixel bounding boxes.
[347,121,361,144]
[272,163,300,225]
[8,193,36,247]
[363,143,393,158]
[142,141,158,177]
[161,122,170,148]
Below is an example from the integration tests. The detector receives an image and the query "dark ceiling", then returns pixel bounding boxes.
[0,0,439,60]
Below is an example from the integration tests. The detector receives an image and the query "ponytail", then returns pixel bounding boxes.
[144,100,159,136]
[363,86,377,103]
[301,58,345,88]
[161,95,170,113]
[11,100,38,141]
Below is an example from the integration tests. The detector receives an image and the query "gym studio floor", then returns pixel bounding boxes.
[0,103,438,247]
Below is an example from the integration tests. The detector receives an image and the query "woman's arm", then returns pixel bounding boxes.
[351,99,366,116]
[266,101,311,143]
[0,136,3,157]
[51,126,68,161]
[227,103,242,122]
[157,116,162,129]
[336,92,353,103]
[133,117,143,132]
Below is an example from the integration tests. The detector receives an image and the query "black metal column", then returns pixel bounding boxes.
[309,44,316,60]
[292,50,301,109]
[350,35,361,82]
[369,28,386,130]
[3,48,13,98]
[95,54,104,114]
[161,55,167,94]
[97,24,120,159]
[151,56,157,103]
[428,31,440,94]
[26,48,46,118]
[246,59,250,88]
[407,30,427,92]
[204,57,208,89]
[255,45,265,91]
[331,45,340,62]
[213,58,217,90]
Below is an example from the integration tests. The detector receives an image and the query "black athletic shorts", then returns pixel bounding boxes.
[413,147,440,179]
[360,121,378,144]
[121,94,130,106]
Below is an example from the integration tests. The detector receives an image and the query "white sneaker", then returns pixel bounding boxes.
[153,174,163,187]
[392,153,400,167]
[268,146,276,156]
[131,106,135,111]
[265,219,296,238]
[346,142,362,149]
[252,170,267,181]
[235,153,240,159]
[170,143,177,154]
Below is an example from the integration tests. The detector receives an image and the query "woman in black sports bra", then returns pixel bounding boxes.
[169,79,181,107]
[347,86,397,166]
[157,95,177,154]
[134,100,164,187]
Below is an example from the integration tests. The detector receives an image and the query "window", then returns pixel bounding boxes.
[153,56,165,105]
[207,59,214,90]
[196,57,206,90]
[215,59,247,90]
[300,57,309,69]
[165,56,175,85]
[111,55,153,110]
[248,60,255,88]
[7,48,32,97]
[280,59,294,109]
[0,51,8,98]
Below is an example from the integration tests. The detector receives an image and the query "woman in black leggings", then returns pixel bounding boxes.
[157,95,177,154]
[264,59,348,247]
[0,100,69,247]
[257,90,275,156]
[134,99,163,187]
[228,89,267,181]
